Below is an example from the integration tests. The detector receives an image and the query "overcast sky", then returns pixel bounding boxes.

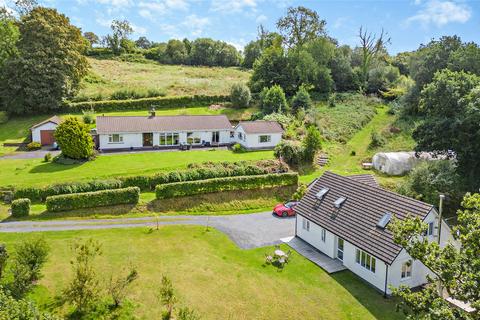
[2,0,479,54]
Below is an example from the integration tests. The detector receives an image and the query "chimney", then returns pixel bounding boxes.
[149,107,156,118]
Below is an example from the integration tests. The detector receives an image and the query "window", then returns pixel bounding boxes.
[237,132,242,140]
[355,249,376,273]
[423,222,435,236]
[401,260,412,279]
[302,218,310,231]
[337,238,344,261]
[108,134,123,143]
[259,135,271,143]
[187,132,201,144]
[159,133,179,146]
[321,228,326,242]
[230,131,234,138]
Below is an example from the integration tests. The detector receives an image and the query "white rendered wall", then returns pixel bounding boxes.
[31,122,58,143]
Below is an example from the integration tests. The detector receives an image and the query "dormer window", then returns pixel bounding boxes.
[316,188,329,200]
[334,197,347,208]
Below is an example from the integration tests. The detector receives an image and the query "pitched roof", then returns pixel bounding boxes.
[30,116,62,129]
[96,115,233,134]
[295,171,434,265]
[347,174,379,187]
[237,121,284,134]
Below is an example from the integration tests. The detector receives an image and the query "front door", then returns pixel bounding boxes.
[337,238,344,261]
[212,131,220,143]
[143,133,153,147]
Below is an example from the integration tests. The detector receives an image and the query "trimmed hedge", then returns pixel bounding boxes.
[65,95,229,113]
[45,187,140,212]
[155,173,298,199]
[11,198,30,217]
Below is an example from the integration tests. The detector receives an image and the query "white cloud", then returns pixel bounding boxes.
[138,0,189,20]
[183,14,210,36]
[255,14,267,23]
[96,0,133,6]
[333,17,348,29]
[211,0,257,13]
[406,0,471,27]
[96,17,112,28]
[131,23,147,35]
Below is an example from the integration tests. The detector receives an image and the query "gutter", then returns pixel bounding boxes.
[384,265,389,298]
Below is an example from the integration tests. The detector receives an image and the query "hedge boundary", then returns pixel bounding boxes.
[45,187,140,212]
[11,198,30,217]
[64,94,229,112]
[155,173,298,199]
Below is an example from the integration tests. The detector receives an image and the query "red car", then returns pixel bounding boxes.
[273,201,299,217]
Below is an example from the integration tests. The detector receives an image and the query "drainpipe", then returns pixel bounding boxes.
[437,194,445,297]
[384,265,389,298]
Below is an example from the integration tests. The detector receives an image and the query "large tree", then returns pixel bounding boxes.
[0,7,89,114]
[105,19,133,54]
[83,31,99,47]
[0,14,19,68]
[276,6,326,48]
[390,192,480,319]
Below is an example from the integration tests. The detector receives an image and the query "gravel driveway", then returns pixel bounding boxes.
[0,150,61,160]
[0,212,296,249]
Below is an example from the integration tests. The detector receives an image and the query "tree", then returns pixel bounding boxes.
[166,39,187,64]
[329,45,357,91]
[260,85,288,114]
[230,83,251,108]
[0,15,19,68]
[0,245,8,280]
[291,85,312,113]
[0,7,89,114]
[54,117,95,160]
[412,70,480,189]
[302,126,322,162]
[448,42,480,76]
[276,6,326,48]
[159,276,177,320]
[10,237,49,298]
[83,31,99,47]
[108,266,138,307]
[357,27,390,92]
[135,36,151,49]
[64,239,102,313]
[242,40,262,69]
[14,0,37,16]
[274,140,304,166]
[0,289,56,320]
[366,64,400,93]
[105,19,133,54]
[390,192,480,319]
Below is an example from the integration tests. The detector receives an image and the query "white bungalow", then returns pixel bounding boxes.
[234,121,283,150]
[30,116,62,146]
[295,171,455,295]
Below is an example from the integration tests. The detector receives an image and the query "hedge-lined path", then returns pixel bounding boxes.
[0,211,295,249]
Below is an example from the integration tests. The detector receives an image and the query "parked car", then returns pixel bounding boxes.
[273,201,298,217]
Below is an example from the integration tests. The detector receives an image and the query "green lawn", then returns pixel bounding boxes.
[0,226,404,319]
[0,149,274,188]
[79,58,250,99]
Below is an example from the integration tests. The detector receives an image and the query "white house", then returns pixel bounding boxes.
[234,121,283,150]
[295,171,454,296]
[95,114,234,151]
[30,116,62,146]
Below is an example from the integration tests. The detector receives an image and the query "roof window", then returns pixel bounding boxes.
[334,197,347,209]
[315,188,330,200]
[377,212,392,229]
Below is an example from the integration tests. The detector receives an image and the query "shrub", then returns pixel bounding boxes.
[82,108,95,124]
[43,153,52,162]
[11,199,30,217]
[46,187,140,212]
[291,85,312,113]
[26,142,41,151]
[230,83,251,108]
[0,111,8,124]
[274,141,304,166]
[368,131,387,149]
[231,143,246,153]
[260,85,288,114]
[155,173,298,199]
[328,93,336,108]
[54,117,95,160]
[302,126,322,163]
[350,150,356,156]
[292,184,307,201]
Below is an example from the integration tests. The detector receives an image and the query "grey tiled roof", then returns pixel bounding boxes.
[237,121,284,134]
[347,174,379,187]
[96,115,233,134]
[295,171,434,264]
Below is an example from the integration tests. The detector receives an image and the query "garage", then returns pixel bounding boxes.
[30,116,62,146]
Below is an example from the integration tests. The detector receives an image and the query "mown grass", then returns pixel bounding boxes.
[0,226,404,319]
[78,58,251,99]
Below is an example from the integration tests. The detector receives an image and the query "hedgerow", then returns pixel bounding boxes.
[155,173,298,199]
[11,198,30,217]
[45,187,140,212]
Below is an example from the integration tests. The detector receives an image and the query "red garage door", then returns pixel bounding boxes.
[40,130,55,145]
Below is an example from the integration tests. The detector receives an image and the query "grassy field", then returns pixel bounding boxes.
[0,149,273,188]
[79,58,250,99]
[0,226,404,319]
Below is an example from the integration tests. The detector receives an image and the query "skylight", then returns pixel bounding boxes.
[315,188,330,200]
[334,197,347,208]
[377,212,392,229]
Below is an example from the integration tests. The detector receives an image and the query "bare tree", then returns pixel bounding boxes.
[358,26,390,92]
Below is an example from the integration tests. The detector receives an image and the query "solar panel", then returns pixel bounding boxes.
[334,196,347,208]
[315,188,330,200]
[377,212,392,229]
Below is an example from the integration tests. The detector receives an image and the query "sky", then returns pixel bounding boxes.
[2,0,479,54]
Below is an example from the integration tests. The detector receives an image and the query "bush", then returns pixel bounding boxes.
[302,126,322,163]
[43,153,52,162]
[274,141,304,166]
[11,199,30,217]
[368,131,387,149]
[0,111,8,124]
[328,93,336,108]
[46,187,140,212]
[82,108,95,124]
[231,143,246,153]
[155,173,298,199]
[65,95,229,113]
[260,85,288,114]
[291,85,312,113]
[26,142,41,151]
[54,117,95,160]
[230,83,251,108]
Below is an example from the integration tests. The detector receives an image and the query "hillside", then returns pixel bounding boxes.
[77,58,251,100]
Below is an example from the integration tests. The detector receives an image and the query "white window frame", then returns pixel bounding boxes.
[355,249,376,273]
[159,132,179,146]
[302,218,310,231]
[259,135,271,143]
[321,228,326,242]
[108,134,123,144]
[423,221,435,236]
[401,260,412,280]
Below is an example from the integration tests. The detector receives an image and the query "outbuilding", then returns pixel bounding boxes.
[234,121,283,150]
[30,116,62,146]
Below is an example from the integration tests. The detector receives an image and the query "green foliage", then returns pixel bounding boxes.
[328,93,336,108]
[242,40,262,69]
[260,85,289,114]
[230,83,251,108]
[0,16,19,68]
[448,42,480,75]
[45,187,140,212]
[0,111,8,124]
[159,276,177,319]
[274,141,304,166]
[368,131,386,149]
[292,183,307,201]
[302,126,322,162]
[0,288,57,320]
[26,142,41,151]
[54,117,94,160]
[366,64,400,94]
[390,192,480,319]
[110,87,166,100]
[11,198,30,217]
[189,38,240,67]
[291,85,312,113]
[81,108,95,124]
[43,153,52,162]
[67,95,228,113]
[329,45,357,91]
[0,245,7,280]
[108,266,138,307]
[262,112,293,128]
[105,19,133,55]
[231,143,246,153]
[276,6,326,48]
[177,307,200,320]
[0,7,89,114]
[155,173,298,199]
